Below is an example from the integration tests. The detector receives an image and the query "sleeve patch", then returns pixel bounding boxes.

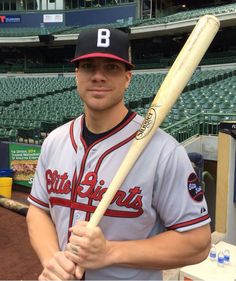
[187,172,204,202]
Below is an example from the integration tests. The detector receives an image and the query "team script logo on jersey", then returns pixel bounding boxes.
[187,172,204,202]
[46,169,71,194]
[45,169,144,218]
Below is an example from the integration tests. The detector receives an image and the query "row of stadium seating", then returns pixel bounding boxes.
[134,51,236,70]
[0,3,235,37]
[0,76,75,106]
[0,67,235,143]
[135,2,236,26]
[2,51,236,74]
[0,25,75,37]
[2,54,236,74]
[0,63,75,74]
[0,2,235,75]
[0,68,234,107]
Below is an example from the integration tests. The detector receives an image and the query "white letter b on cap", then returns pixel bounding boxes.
[97,29,110,47]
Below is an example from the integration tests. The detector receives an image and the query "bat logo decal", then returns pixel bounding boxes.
[136,105,160,140]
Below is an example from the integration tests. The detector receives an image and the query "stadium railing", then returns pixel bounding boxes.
[164,113,236,143]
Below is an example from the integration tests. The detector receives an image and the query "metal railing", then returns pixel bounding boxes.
[1,112,235,144]
[164,113,236,143]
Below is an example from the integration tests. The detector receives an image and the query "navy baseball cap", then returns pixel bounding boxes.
[71,27,134,69]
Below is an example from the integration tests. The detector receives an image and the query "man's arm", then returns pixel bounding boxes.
[107,224,211,270]
[26,204,76,280]
[65,222,211,276]
[26,204,60,266]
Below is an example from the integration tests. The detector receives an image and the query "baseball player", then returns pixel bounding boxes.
[27,27,211,280]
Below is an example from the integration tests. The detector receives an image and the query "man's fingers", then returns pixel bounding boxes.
[46,259,74,281]
[69,221,88,234]
[75,265,84,279]
[40,251,76,281]
[66,242,80,254]
[69,221,96,237]
[39,269,63,281]
[56,251,76,274]
[64,247,85,265]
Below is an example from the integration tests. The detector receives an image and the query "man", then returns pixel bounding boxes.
[27,27,211,280]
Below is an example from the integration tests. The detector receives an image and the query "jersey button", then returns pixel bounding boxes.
[74,212,80,222]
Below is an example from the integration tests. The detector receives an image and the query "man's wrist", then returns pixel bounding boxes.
[105,241,124,267]
[40,250,59,268]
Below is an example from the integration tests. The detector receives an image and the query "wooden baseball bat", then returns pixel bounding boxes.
[0,195,28,216]
[85,15,220,227]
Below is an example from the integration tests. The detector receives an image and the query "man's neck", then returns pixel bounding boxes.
[84,104,128,134]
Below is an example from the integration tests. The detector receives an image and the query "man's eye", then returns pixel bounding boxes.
[106,64,119,71]
[80,63,94,70]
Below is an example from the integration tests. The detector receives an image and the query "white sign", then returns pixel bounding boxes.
[43,14,63,23]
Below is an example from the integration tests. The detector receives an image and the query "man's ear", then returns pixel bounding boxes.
[125,71,132,89]
[75,69,79,86]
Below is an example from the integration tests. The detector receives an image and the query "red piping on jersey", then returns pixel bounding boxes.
[85,130,137,221]
[70,114,133,209]
[95,131,137,172]
[80,115,87,150]
[28,194,49,208]
[69,119,77,152]
[68,169,78,237]
[81,112,137,221]
[49,197,143,218]
[166,214,210,230]
[69,116,88,214]
[69,112,137,222]
[69,113,137,154]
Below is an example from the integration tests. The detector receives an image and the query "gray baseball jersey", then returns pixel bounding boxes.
[28,113,210,280]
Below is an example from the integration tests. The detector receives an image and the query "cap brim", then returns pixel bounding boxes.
[71,52,134,69]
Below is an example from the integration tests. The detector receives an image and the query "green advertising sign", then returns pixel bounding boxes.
[9,144,41,188]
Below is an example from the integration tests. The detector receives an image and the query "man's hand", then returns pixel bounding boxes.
[39,251,76,281]
[64,221,108,278]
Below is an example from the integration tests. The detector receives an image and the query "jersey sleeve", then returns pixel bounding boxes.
[27,142,50,210]
[154,144,211,232]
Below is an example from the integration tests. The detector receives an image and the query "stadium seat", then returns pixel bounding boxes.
[0,128,9,141]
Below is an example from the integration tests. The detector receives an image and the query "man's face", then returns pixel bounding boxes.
[75,57,132,113]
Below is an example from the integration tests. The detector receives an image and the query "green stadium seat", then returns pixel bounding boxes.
[0,128,9,141]
[8,129,18,142]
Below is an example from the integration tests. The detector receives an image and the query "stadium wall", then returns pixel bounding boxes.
[0,4,136,28]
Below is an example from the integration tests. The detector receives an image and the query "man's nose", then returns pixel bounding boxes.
[91,65,107,80]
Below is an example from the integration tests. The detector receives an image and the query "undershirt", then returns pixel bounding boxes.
[82,111,133,147]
